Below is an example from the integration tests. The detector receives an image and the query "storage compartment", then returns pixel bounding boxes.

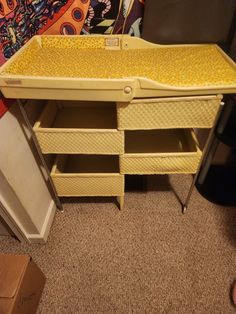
[51,155,124,197]
[120,129,202,174]
[34,101,124,154]
[117,95,221,130]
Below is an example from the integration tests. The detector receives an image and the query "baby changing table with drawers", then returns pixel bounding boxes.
[1,35,236,213]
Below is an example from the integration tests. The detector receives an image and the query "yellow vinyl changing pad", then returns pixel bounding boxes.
[0,35,236,101]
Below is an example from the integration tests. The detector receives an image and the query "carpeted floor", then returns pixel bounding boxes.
[1,175,236,313]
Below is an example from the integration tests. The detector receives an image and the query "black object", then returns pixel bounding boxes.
[196,163,236,206]
[196,96,236,206]
[216,96,236,148]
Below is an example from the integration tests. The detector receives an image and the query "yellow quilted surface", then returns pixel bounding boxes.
[36,131,124,154]
[117,97,220,129]
[3,38,236,87]
[53,176,124,196]
[120,154,201,175]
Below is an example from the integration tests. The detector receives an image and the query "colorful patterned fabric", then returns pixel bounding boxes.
[82,0,144,36]
[0,0,89,65]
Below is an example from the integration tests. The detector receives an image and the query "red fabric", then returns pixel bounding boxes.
[0,98,14,118]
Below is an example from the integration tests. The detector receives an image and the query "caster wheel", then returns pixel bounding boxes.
[182,205,187,214]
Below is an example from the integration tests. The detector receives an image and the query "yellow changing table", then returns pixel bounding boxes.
[1,35,236,212]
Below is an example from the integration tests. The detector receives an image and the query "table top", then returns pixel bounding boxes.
[2,36,236,88]
[1,35,236,101]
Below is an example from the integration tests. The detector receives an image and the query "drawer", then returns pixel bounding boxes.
[120,129,202,174]
[117,95,222,130]
[33,101,124,154]
[51,155,124,197]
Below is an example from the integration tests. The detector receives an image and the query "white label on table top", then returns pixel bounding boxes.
[105,38,120,47]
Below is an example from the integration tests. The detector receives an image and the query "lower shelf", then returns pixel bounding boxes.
[196,165,236,206]
[51,155,124,197]
[50,129,202,209]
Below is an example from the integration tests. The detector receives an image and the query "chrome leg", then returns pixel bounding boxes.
[182,101,225,213]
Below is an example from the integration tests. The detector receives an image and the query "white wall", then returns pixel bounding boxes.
[0,102,56,243]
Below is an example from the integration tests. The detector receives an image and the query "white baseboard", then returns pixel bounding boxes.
[26,200,57,244]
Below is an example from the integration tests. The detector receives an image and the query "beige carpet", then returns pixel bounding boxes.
[1,175,236,313]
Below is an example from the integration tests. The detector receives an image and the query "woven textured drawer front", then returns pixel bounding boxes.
[35,130,124,154]
[52,175,124,196]
[117,96,221,130]
[120,153,202,175]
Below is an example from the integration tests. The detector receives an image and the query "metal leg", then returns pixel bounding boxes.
[17,99,63,212]
[182,101,225,214]
[197,137,220,185]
